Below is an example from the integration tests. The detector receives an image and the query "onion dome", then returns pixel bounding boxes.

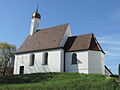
[32,6,41,19]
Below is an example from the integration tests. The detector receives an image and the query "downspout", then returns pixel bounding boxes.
[64,50,66,72]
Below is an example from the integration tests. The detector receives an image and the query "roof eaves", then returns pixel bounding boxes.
[88,34,105,54]
[105,65,113,75]
[15,47,62,54]
[93,36,105,54]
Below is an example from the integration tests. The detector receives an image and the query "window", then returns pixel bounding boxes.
[29,54,35,66]
[42,52,48,65]
[72,53,77,64]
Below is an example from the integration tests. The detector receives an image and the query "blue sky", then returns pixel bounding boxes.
[0,0,120,74]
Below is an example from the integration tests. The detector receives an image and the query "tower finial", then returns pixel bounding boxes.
[36,3,38,12]
[32,2,41,19]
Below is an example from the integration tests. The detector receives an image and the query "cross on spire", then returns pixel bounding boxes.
[36,3,39,12]
[32,0,41,19]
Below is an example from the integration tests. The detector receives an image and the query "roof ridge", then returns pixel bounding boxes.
[68,33,94,38]
[88,34,94,49]
[88,34,105,54]
[93,36,105,54]
[58,24,69,47]
[37,23,69,31]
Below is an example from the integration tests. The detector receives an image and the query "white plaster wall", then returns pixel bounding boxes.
[30,18,40,35]
[13,49,64,74]
[88,51,105,74]
[60,24,72,47]
[65,50,105,74]
[65,51,89,73]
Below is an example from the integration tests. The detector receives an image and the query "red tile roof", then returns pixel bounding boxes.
[64,33,104,53]
[16,24,104,54]
[16,24,69,53]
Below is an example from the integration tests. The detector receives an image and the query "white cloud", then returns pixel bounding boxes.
[99,40,120,45]
[105,51,120,57]
[97,35,120,58]
[98,35,120,45]
[107,47,120,51]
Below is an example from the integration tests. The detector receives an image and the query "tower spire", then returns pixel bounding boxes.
[30,3,41,35]
[36,3,38,12]
[32,3,41,19]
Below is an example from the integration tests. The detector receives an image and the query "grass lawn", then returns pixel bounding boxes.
[0,73,120,90]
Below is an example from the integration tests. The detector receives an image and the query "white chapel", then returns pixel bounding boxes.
[13,7,112,76]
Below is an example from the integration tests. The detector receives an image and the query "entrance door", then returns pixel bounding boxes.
[19,66,24,74]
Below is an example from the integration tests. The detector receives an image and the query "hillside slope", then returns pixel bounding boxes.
[0,73,120,90]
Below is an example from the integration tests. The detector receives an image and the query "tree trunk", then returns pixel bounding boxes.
[2,65,7,75]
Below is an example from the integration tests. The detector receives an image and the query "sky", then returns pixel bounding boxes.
[0,0,120,74]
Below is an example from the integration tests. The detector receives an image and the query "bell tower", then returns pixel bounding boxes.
[30,5,41,35]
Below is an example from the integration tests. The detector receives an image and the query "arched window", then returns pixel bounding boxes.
[72,53,77,64]
[29,54,35,66]
[42,52,48,65]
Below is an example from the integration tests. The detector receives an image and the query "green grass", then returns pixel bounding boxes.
[0,73,120,90]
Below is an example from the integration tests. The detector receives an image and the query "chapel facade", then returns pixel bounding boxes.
[14,8,112,76]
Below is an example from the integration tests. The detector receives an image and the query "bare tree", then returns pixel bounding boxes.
[0,43,16,75]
